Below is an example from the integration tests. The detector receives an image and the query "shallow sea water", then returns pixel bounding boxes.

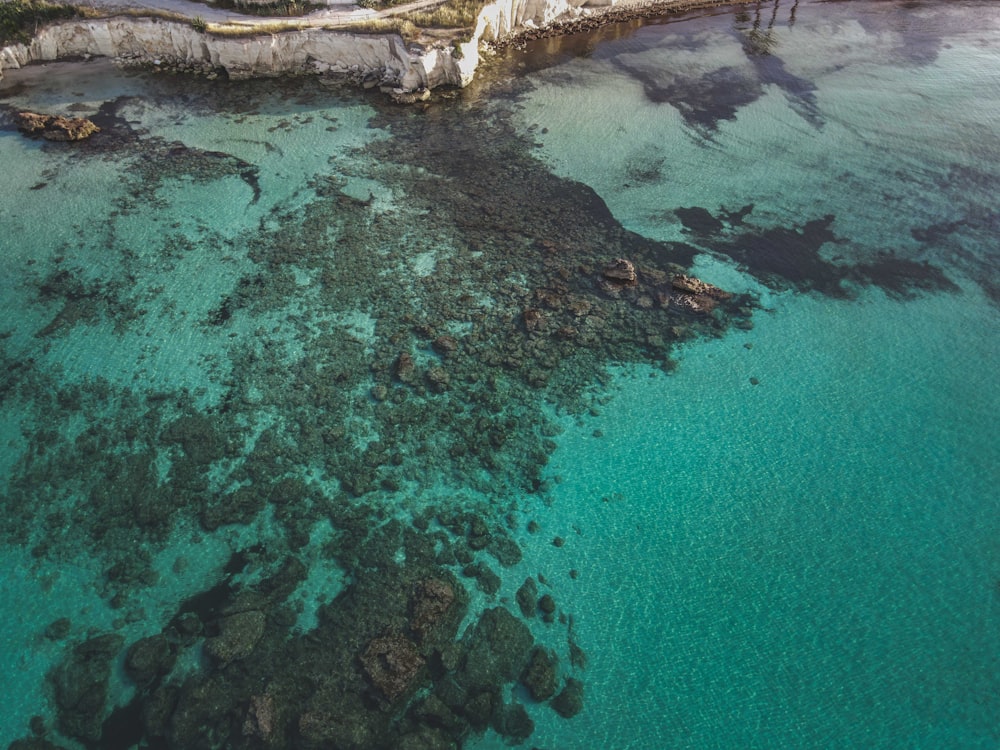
[1,1,999,748]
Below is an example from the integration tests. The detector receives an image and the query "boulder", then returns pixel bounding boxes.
[462,562,501,595]
[522,308,545,333]
[668,274,732,315]
[492,702,534,743]
[457,607,533,692]
[395,351,416,383]
[602,258,637,285]
[431,335,458,356]
[242,692,276,742]
[671,273,731,299]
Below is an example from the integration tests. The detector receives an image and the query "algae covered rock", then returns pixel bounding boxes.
[204,609,266,663]
[409,577,456,642]
[360,633,426,701]
[521,646,558,701]
[515,577,538,618]
[552,677,585,718]
[49,633,123,741]
[458,606,533,691]
[125,633,177,689]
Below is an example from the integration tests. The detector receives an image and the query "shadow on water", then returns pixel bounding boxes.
[731,1,823,129]
[674,204,959,298]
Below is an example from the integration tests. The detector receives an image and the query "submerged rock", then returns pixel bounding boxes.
[552,677,585,718]
[462,562,501,595]
[125,634,177,689]
[409,577,456,642]
[50,633,123,742]
[204,610,266,664]
[8,738,70,750]
[17,111,100,141]
[521,646,558,701]
[492,702,534,743]
[361,633,426,701]
[515,577,538,618]
[458,607,533,692]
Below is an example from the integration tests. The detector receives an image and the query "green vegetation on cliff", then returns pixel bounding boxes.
[205,0,322,18]
[0,0,77,46]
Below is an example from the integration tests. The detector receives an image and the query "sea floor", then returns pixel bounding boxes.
[1,1,999,748]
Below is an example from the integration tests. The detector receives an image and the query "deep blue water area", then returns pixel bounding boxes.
[1,1,998,748]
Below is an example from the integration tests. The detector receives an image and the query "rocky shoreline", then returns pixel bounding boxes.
[0,0,749,94]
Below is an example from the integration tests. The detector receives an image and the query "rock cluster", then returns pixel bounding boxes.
[114,52,223,78]
[0,79,766,750]
[669,273,733,314]
[594,254,735,318]
[17,111,99,141]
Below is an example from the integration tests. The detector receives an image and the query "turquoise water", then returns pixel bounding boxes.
[1,1,998,748]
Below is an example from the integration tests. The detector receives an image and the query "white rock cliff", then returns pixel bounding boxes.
[0,0,621,89]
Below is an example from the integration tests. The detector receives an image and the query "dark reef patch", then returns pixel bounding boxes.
[2,73,741,748]
[1,2,992,746]
[615,60,764,131]
[671,205,957,299]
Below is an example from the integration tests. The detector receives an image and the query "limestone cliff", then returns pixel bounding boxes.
[0,0,625,90]
[0,17,473,87]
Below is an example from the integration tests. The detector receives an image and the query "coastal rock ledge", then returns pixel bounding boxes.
[0,0,738,92]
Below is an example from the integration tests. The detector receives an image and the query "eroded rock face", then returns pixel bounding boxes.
[669,273,733,314]
[361,633,426,701]
[602,257,638,286]
[17,111,100,141]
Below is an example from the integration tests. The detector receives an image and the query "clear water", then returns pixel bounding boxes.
[1,1,998,748]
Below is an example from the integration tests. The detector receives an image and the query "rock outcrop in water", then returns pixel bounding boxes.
[17,111,100,141]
